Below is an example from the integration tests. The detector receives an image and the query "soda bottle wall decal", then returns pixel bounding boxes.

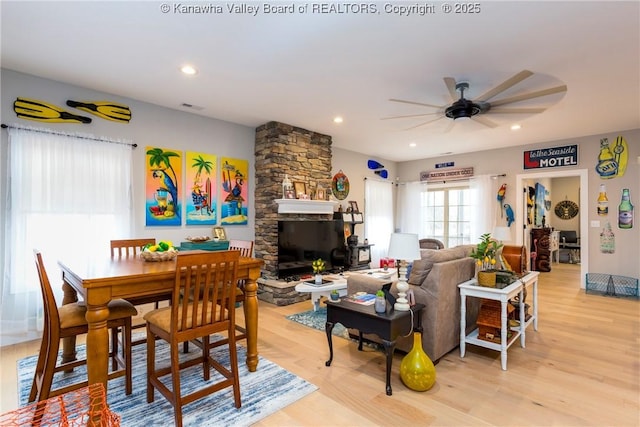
[618,188,634,229]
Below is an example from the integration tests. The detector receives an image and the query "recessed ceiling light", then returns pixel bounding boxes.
[511,124,522,131]
[181,65,198,75]
[409,142,417,148]
[333,116,343,124]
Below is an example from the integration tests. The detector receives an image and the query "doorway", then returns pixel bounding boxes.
[515,169,588,287]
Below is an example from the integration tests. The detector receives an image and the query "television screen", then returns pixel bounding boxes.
[278,220,347,278]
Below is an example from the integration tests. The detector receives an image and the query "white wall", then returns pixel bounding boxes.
[1,69,256,249]
[396,129,640,280]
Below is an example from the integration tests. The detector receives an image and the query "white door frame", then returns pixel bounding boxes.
[515,169,588,287]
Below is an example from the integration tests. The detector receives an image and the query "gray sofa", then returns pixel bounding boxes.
[346,245,478,362]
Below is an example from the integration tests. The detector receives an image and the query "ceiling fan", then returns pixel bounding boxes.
[383,70,567,130]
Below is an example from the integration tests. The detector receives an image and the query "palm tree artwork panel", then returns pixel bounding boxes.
[220,157,249,226]
[186,152,217,225]
[146,147,182,226]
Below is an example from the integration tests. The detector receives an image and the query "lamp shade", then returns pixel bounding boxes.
[492,226,511,242]
[387,233,421,261]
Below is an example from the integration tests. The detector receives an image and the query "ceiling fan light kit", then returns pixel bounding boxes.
[444,82,486,120]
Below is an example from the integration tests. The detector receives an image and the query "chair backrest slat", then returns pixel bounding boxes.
[110,238,156,258]
[228,240,254,258]
[173,251,240,336]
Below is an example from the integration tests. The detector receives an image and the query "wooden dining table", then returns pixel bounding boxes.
[58,250,263,389]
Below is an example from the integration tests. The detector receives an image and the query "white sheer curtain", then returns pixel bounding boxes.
[1,127,133,345]
[364,179,394,267]
[396,181,426,235]
[469,174,495,239]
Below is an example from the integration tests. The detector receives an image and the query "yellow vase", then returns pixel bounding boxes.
[399,332,436,391]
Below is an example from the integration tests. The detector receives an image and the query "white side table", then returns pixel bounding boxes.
[458,271,539,370]
[295,278,347,311]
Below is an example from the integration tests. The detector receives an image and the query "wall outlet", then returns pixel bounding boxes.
[590,220,601,228]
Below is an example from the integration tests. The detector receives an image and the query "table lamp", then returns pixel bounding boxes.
[387,233,421,311]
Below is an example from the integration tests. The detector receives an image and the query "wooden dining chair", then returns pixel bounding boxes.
[29,250,137,403]
[144,251,242,427]
[110,238,172,344]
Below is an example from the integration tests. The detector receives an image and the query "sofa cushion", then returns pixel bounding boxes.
[407,245,469,285]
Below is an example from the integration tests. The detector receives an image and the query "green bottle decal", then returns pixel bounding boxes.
[618,188,633,229]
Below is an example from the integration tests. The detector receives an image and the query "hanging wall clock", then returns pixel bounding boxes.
[331,170,350,200]
[554,199,579,220]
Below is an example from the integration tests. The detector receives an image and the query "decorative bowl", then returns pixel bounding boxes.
[186,236,210,243]
[140,250,177,262]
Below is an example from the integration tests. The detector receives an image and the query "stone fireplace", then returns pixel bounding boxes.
[254,121,333,297]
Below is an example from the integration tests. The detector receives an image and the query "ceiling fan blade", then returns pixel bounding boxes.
[443,119,456,133]
[381,112,441,120]
[404,115,445,131]
[389,98,442,109]
[470,115,499,128]
[475,70,534,102]
[489,85,568,107]
[443,77,458,102]
[489,107,547,114]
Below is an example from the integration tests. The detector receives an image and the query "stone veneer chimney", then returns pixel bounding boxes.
[254,121,333,279]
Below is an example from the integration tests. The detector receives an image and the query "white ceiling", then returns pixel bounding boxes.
[2,1,639,162]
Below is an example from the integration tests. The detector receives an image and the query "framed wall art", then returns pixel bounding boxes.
[186,151,217,225]
[145,146,182,226]
[220,157,249,225]
[293,181,307,199]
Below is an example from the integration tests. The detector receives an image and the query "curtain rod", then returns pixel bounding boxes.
[1,123,137,148]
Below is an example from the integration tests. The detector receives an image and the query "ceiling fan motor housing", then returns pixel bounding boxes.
[445,81,487,119]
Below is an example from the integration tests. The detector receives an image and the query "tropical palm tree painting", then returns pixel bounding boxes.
[186,151,217,225]
[145,146,182,226]
[220,157,249,225]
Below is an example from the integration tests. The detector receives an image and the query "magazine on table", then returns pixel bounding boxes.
[344,292,377,305]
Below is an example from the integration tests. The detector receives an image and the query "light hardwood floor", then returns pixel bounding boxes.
[2,263,638,426]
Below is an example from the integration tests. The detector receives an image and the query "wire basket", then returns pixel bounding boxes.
[140,250,177,262]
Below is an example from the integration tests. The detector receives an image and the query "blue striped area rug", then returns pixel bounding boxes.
[286,306,349,338]
[17,336,317,426]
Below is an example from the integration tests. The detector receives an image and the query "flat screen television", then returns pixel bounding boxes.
[278,220,347,278]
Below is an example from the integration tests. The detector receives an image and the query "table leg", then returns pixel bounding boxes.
[243,268,261,372]
[500,300,508,371]
[325,321,335,366]
[85,301,110,388]
[519,288,526,348]
[61,279,79,367]
[459,293,466,357]
[381,339,396,396]
[311,292,321,311]
[532,279,538,331]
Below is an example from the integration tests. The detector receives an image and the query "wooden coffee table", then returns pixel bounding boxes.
[324,299,424,395]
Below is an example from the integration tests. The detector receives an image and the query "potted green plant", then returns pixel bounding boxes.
[374,289,386,313]
[330,289,340,301]
[470,232,504,287]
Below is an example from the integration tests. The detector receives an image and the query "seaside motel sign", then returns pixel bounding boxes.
[524,144,578,169]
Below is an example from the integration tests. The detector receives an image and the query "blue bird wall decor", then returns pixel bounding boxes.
[504,203,515,227]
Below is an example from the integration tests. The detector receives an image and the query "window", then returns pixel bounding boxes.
[1,127,133,343]
[420,183,472,248]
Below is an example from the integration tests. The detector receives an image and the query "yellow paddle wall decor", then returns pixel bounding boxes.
[13,97,92,123]
[66,100,132,123]
[145,147,182,226]
[186,151,217,226]
[220,157,249,226]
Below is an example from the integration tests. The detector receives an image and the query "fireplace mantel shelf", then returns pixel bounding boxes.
[275,199,338,214]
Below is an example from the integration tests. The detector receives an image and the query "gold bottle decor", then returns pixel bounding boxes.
[399,332,436,391]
